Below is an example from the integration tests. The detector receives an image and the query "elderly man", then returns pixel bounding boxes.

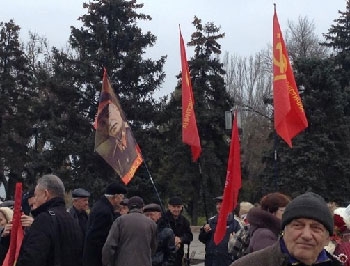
[231,192,342,266]
[164,196,193,266]
[102,196,157,266]
[68,188,90,238]
[16,174,83,266]
[144,203,176,266]
[83,182,127,266]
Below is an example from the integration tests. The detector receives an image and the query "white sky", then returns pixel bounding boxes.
[1,0,347,98]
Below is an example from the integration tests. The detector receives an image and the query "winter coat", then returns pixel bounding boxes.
[83,196,115,266]
[152,218,176,266]
[68,206,89,239]
[334,242,350,266]
[246,207,281,253]
[16,197,83,266]
[163,211,193,266]
[199,213,241,266]
[102,209,157,266]
[231,240,342,266]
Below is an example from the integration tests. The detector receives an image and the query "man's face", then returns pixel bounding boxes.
[112,194,125,208]
[28,196,35,210]
[73,197,89,211]
[108,104,123,137]
[145,211,161,222]
[216,201,222,213]
[168,204,183,218]
[33,185,49,210]
[283,218,330,265]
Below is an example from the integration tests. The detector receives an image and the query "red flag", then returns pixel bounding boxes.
[180,30,201,161]
[2,183,24,266]
[94,69,143,185]
[214,111,241,244]
[273,7,308,147]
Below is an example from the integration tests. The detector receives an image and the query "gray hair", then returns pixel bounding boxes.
[37,174,65,199]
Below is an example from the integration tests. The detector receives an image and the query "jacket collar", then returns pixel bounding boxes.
[31,197,65,218]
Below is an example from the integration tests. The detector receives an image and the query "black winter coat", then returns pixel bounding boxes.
[16,197,83,266]
[163,211,193,266]
[83,196,115,266]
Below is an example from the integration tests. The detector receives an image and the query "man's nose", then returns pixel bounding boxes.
[300,226,313,239]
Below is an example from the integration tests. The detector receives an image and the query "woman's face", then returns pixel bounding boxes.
[0,211,8,226]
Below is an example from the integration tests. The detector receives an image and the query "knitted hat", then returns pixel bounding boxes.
[281,192,333,235]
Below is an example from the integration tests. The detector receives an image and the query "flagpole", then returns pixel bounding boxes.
[198,159,208,221]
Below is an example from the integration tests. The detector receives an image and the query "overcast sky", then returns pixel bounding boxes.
[1,0,347,98]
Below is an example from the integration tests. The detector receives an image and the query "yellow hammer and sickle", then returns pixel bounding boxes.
[273,42,287,81]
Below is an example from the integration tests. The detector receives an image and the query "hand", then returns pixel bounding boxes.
[21,214,34,227]
[203,224,211,232]
[175,236,181,250]
[1,222,12,237]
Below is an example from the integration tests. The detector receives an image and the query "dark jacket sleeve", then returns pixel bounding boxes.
[180,218,193,245]
[16,213,52,266]
[0,235,10,265]
[198,225,211,244]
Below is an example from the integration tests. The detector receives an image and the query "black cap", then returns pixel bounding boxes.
[168,196,183,206]
[120,198,129,206]
[72,188,90,198]
[143,203,162,213]
[105,183,127,195]
[127,196,144,209]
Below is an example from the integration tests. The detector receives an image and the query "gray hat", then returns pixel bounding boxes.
[281,192,333,235]
[143,203,162,213]
[105,183,127,195]
[72,188,90,198]
[127,196,144,209]
[168,196,183,206]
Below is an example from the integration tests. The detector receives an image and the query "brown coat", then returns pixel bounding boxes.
[230,241,342,266]
[102,209,157,266]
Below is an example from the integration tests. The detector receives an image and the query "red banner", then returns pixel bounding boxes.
[94,69,143,184]
[273,7,308,147]
[2,183,24,266]
[214,111,241,244]
[180,30,201,161]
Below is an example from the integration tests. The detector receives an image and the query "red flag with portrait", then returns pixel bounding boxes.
[214,111,241,244]
[273,7,308,147]
[94,69,143,184]
[180,30,201,162]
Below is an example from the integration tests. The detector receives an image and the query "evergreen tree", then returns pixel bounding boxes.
[48,0,166,197]
[0,20,35,198]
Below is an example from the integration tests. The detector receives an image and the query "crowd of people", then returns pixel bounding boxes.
[0,174,349,266]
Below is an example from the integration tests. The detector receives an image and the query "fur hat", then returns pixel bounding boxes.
[105,183,127,195]
[281,192,333,235]
[0,207,13,223]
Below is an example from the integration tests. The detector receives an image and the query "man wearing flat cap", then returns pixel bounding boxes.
[231,192,342,266]
[68,188,90,238]
[144,203,176,266]
[199,196,241,266]
[102,196,157,266]
[164,196,193,266]
[83,182,127,266]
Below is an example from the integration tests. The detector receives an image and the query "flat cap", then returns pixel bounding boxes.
[214,196,223,202]
[168,196,183,206]
[127,196,144,209]
[105,182,127,195]
[72,188,90,198]
[143,203,162,213]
